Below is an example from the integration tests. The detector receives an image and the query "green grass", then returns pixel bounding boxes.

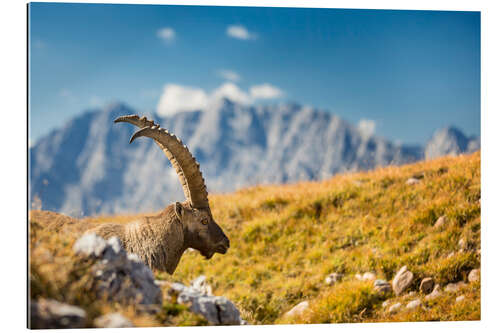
[29,152,481,326]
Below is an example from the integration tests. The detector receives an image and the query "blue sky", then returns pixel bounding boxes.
[29,3,480,145]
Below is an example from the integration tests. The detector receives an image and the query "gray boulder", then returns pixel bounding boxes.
[374,279,392,293]
[169,277,245,325]
[419,277,434,294]
[392,266,414,296]
[73,233,162,306]
[30,299,86,329]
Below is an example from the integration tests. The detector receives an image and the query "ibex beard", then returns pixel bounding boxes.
[87,114,230,274]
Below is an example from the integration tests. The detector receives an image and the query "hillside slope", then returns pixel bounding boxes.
[29,152,480,326]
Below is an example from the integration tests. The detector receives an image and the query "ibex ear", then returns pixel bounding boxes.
[174,202,184,220]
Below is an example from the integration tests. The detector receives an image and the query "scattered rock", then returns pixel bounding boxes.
[73,233,107,257]
[447,252,455,259]
[458,238,467,250]
[388,303,402,314]
[355,273,363,280]
[392,266,414,296]
[402,291,416,299]
[191,275,213,296]
[73,233,162,306]
[284,301,309,318]
[456,295,465,303]
[382,300,391,308]
[325,273,343,286]
[406,178,420,185]
[444,281,466,293]
[419,277,434,294]
[94,313,134,328]
[433,216,447,228]
[30,299,86,329]
[362,272,376,281]
[169,278,245,325]
[425,284,442,300]
[406,299,421,311]
[374,279,392,293]
[468,269,480,283]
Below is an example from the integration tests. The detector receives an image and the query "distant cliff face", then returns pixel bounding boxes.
[29,100,478,216]
[424,126,480,160]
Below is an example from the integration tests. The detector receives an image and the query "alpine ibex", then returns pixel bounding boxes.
[86,115,230,274]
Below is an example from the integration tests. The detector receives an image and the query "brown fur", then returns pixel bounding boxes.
[30,201,229,275]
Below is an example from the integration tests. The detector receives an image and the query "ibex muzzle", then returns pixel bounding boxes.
[87,115,230,274]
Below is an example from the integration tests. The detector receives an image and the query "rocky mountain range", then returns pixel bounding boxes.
[29,99,479,216]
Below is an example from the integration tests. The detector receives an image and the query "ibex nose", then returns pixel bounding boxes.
[216,236,230,254]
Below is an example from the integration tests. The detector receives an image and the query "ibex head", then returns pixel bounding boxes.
[114,115,229,263]
[174,202,229,259]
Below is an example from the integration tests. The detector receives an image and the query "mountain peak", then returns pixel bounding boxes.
[29,102,478,216]
[425,126,479,160]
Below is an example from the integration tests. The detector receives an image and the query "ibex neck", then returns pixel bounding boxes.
[124,212,185,274]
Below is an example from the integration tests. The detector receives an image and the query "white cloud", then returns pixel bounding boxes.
[157,27,176,42]
[156,82,284,116]
[226,25,257,40]
[217,69,241,82]
[212,82,251,105]
[250,83,284,99]
[358,119,377,138]
[157,84,209,116]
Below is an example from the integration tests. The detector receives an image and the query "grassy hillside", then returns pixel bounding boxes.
[29,152,481,326]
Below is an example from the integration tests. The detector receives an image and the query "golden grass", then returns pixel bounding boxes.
[29,152,480,326]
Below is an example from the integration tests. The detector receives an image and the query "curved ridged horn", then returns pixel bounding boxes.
[114,115,209,209]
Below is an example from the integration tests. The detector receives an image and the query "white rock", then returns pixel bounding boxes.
[458,238,467,250]
[402,291,416,299]
[406,178,420,185]
[362,272,376,281]
[468,269,480,283]
[94,313,134,328]
[30,299,86,329]
[456,295,465,303]
[425,284,442,300]
[392,266,414,296]
[170,280,244,325]
[434,215,447,228]
[73,233,107,257]
[382,300,391,308]
[388,303,402,314]
[406,299,421,310]
[355,273,363,280]
[284,301,309,318]
[445,282,466,293]
[325,273,343,286]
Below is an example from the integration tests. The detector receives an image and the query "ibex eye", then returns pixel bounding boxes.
[201,218,208,225]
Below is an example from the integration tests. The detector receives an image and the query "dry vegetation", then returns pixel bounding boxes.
[29,152,481,326]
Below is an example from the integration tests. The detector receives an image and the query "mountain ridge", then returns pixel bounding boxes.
[29,100,479,216]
